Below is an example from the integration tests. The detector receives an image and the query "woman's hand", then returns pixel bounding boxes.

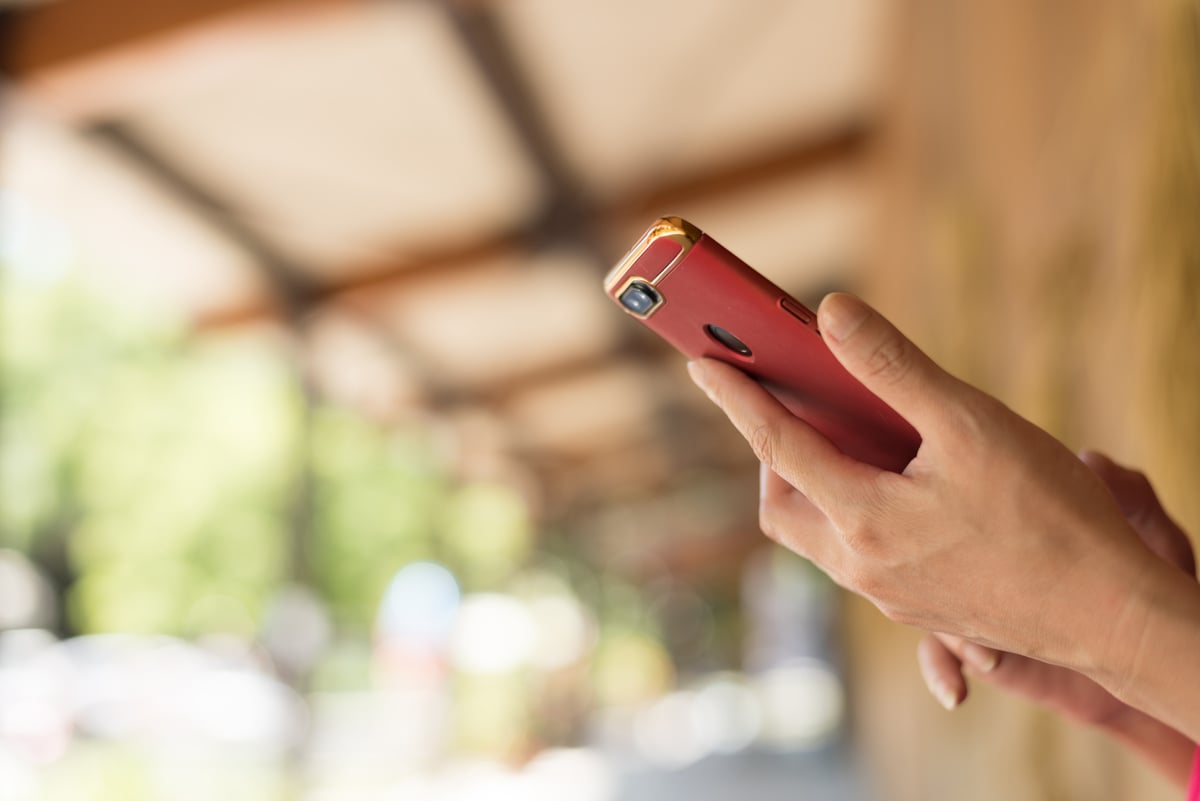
[918,450,1195,715]
[915,452,1198,786]
[687,293,1200,742]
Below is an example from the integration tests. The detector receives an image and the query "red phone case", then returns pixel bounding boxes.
[604,217,920,472]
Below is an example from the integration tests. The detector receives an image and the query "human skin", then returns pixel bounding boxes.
[917,451,1197,786]
[686,292,1200,749]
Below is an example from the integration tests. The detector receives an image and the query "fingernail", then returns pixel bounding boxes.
[962,643,1000,673]
[934,681,959,711]
[819,293,870,343]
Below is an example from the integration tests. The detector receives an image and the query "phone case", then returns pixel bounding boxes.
[604,217,920,472]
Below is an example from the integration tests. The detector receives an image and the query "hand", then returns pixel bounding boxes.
[917,452,1199,787]
[686,293,1198,701]
[917,451,1196,720]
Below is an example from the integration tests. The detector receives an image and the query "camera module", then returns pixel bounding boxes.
[705,324,753,357]
[618,281,661,316]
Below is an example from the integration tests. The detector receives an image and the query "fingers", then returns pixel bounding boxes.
[918,634,967,710]
[1079,451,1197,576]
[688,359,878,507]
[758,463,840,564]
[934,633,1001,674]
[817,293,961,435]
[937,635,1075,714]
[932,633,1129,728]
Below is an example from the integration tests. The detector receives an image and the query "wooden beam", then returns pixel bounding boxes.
[193,120,874,330]
[3,0,354,120]
[438,0,607,260]
[614,120,872,220]
[193,227,532,329]
[4,0,274,73]
[89,121,319,323]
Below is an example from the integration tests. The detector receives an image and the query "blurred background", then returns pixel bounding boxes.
[1,1,1198,799]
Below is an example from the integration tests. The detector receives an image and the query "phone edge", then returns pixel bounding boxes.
[602,216,703,295]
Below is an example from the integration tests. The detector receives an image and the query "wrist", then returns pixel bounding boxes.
[1040,536,1160,686]
[1080,546,1160,692]
[1094,559,1200,743]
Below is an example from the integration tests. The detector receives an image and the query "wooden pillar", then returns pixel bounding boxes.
[845,1,1198,800]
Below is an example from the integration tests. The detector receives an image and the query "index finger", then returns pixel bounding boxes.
[688,358,881,511]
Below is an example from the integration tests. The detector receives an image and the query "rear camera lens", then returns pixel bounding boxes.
[705,324,752,357]
[618,281,660,315]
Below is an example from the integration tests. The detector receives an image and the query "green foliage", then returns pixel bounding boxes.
[441,482,532,589]
[0,270,491,638]
[310,408,447,626]
[1,277,297,634]
[0,269,600,655]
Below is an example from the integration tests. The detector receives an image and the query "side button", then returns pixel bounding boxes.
[779,297,815,326]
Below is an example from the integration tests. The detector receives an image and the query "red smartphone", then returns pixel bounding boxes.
[604,217,920,472]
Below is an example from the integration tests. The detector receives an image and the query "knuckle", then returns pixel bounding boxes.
[849,564,883,598]
[840,515,868,553]
[836,500,888,555]
[745,421,779,467]
[830,567,860,596]
[863,334,915,387]
[840,518,877,553]
[870,592,915,626]
[821,564,857,593]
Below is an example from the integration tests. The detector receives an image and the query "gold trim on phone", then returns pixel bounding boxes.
[603,217,702,311]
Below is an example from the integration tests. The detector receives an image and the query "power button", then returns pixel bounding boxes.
[779,297,815,326]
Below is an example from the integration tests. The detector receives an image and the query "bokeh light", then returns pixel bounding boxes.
[376,561,460,650]
[451,593,536,675]
[755,659,845,751]
[0,551,55,630]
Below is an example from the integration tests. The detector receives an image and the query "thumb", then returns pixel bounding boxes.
[817,293,959,432]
